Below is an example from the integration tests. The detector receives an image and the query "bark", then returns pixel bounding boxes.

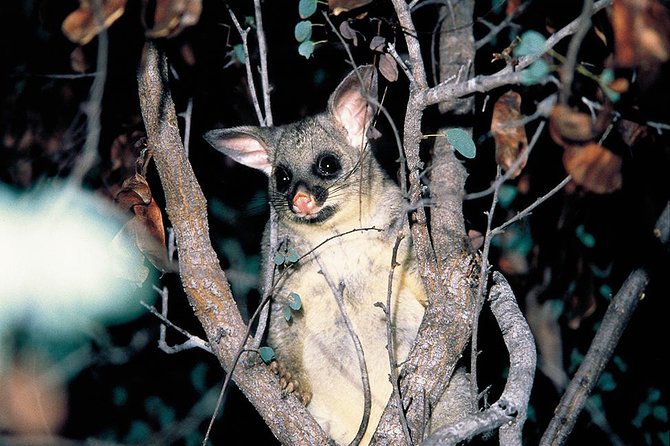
[137,40,328,445]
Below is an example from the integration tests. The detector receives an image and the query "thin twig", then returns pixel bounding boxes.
[68,0,107,185]
[253,0,272,126]
[466,119,547,201]
[141,300,211,353]
[227,7,265,126]
[316,259,372,446]
[420,0,613,107]
[493,175,572,235]
[559,0,594,104]
[375,233,414,446]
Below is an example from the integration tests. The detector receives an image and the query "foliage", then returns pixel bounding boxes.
[0,0,669,445]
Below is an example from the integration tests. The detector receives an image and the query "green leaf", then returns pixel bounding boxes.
[299,0,317,18]
[286,247,299,264]
[498,184,517,209]
[599,283,612,299]
[274,252,285,266]
[576,224,596,248]
[446,128,476,159]
[233,44,246,65]
[613,355,628,373]
[288,292,302,311]
[514,30,547,57]
[634,402,652,427]
[521,59,550,85]
[598,371,616,392]
[294,20,313,42]
[259,346,275,363]
[649,388,661,403]
[298,40,315,59]
[283,305,292,321]
[653,405,669,423]
[599,68,621,103]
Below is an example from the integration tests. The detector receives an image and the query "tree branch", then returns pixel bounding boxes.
[137,40,328,445]
[540,200,670,446]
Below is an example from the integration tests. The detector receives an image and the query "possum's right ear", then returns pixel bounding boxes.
[204,127,273,176]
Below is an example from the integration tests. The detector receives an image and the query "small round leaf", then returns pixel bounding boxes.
[446,128,476,159]
[259,346,275,363]
[274,252,285,266]
[283,305,292,321]
[298,40,315,59]
[294,20,313,42]
[521,59,550,85]
[286,247,299,264]
[514,30,547,57]
[288,292,302,311]
[299,0,317,18]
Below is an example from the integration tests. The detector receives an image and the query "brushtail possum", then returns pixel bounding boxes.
[205,66,428,445]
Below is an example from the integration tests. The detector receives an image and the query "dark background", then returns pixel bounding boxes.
[1,0,669,444]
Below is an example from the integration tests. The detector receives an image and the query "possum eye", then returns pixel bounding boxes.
[314,153,341,178]
[274,166,292,193]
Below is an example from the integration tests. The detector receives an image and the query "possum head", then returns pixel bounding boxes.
[205,66,380,227]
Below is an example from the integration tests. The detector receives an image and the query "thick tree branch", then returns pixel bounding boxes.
[418,0,613,108]
[423,272,536,446]
[137,40,328,445]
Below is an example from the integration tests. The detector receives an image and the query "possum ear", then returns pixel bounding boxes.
[328,65,378,148]
[204,127,274,176]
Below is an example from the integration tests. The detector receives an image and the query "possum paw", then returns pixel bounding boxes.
[269,360,312,405]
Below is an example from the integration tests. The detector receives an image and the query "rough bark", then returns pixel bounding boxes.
[137,40,329,445]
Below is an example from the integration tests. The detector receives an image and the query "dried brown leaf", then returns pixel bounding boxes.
[329,0,373,15]
[563,143,623,194]
[378,53,398,82]
[491,90,528,178]
[62,0,128,45]
[147,0,202,39]
[549,104,594,147]
[369,35,386,52]
[114,173,175,274]
[339,21,357,46]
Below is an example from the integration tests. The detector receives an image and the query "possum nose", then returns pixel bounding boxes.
[292,191,318,215]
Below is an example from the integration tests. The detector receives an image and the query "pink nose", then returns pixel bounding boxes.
[292,191,317,215]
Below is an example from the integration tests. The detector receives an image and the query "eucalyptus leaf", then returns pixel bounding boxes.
[259,346,275,363]
[299,0,317,18]
[298,40,315,59]
[514,30,547,57]
[446,128,476,159]
[288,292,302,310]
[294,20,312,42]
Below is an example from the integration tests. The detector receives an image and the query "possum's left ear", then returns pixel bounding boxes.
[204,126,275,176]
[328,65,378,148]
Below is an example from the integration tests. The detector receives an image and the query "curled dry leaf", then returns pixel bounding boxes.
[491,90,528,178]
[62,0,128,45]
[549,103,594,147]
[329,0,373,15]
[562,143,623,194]
[339,21,358,46]
[146,0,203,39]
[612,0,670,67]
[114,173,175,279]
[378,53,398,82]
[369,35,386,52]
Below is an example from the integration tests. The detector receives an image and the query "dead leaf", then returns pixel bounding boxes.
[499,251,529,275]
[114,173,175,275]
[611,0,670,87]
[62,0,128,45]
[370,35,386,52]
[378,53,398,82]
[0,356,67,434]
[617,118,648,147]
[339,21,358,46]
[549,104,594,147]
[468,229,484,251]
[566,292,597,330]
[70,47,89,73]
[329,0,373,15]
[146,0,203,39]
[563,143,623,194]
[506,0,523,16]
[491,90,528,178]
